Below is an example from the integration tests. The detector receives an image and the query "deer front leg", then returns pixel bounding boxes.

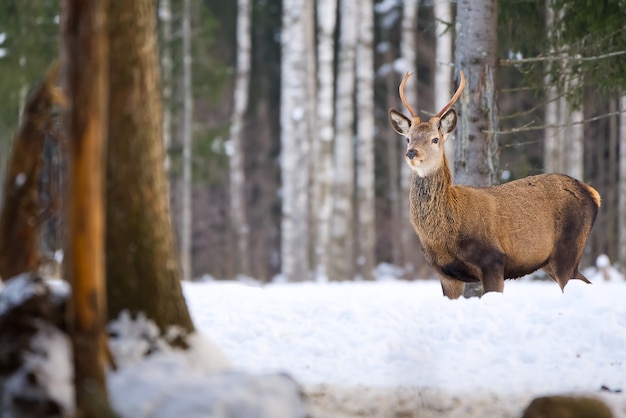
[440,276,464,299]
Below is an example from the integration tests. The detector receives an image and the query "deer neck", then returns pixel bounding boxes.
[409,158,458,233]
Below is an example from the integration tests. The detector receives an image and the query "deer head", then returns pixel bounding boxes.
[388,71,465,177]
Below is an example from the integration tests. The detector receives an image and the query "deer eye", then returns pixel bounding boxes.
[406,138,410,144]
[431,137,439,144]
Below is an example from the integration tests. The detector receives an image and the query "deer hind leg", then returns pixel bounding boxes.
[544,254,592,292]
[481,262,505,294]
[440,276,464,299]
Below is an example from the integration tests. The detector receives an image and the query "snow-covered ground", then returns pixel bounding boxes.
[183,267,626,417]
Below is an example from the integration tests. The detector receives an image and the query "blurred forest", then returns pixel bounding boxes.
[0,0,625,282]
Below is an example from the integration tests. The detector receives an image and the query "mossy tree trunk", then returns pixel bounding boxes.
[106,0,194,333]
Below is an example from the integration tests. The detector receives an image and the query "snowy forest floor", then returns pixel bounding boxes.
[185,266,626,418]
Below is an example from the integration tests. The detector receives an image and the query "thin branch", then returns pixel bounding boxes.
[500,50,626,66]
[486,109,626,135]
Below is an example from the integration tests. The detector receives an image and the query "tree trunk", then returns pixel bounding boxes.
[455,0,499,297]
[61,0,109,412]
[384,54,403,270]
[180,0,193,280]
[619,95,626,269]
[229,0,252,278]
[313,0,336,281]
[0,65,60,282]
[355,1,376,281]
[106,0,194,333]
[329,0,357,281]
[399,0,419,278]
[159,0,173,173]
[543,0,560,174]
[434,0,454,175]
[281,0,310,282]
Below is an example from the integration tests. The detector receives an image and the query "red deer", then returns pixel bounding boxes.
[388,71,601,299]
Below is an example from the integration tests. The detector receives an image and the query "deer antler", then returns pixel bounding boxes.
[435,70,465,118]
[399,72,419,120]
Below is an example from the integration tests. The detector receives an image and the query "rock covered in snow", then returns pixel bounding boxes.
[0,274,74,417]
[107,311,307,418]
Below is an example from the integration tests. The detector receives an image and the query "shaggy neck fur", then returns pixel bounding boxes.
[408,154,459,238]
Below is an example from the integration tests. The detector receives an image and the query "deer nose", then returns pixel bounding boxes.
[406,149,418,160]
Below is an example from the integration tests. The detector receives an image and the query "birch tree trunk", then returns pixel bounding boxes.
[281,0,310,282]
[399,0,418,277]
[355,0,376,281]
[564,72,584,180]
[433,0,454,173]
[229,0,252,278]
[180,0,193,280]
[617,96,626,271]
[159,0,173,172]
[543,0,560,174]
[313,0,337,281]
[455,0,499,297]
[329,0,357,281]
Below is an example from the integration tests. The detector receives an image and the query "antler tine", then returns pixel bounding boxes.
[435,70,466,118]
[399,72,419,119]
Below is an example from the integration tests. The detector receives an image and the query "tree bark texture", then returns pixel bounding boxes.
[180,0,193,281]
[617,96,626,271]
[329,0,357,281]
[61,0,110,411]
[399,0,420,278]
[106,0,194,333]
[455,0,499,298]
[356,0,376,281]
[280,0,311,281]
[229,0,252,278]
[313,0,337,281]
[434,0,454,173]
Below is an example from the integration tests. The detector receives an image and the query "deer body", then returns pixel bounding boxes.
[389,72,600,298]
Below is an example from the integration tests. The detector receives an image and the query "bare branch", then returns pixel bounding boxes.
[500,50,626,66]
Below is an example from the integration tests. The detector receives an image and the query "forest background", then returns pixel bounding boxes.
[0,0,625,284]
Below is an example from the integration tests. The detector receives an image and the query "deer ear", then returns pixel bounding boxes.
[388,109,412,136]
[440,108,457,135]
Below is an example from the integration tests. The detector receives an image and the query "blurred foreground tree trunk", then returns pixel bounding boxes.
[61,0,110,412]
[455,0,499,297]
[106,0,194,333]
[0,67,60,282]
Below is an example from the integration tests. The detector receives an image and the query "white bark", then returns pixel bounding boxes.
[313,0,337,281]
[399,0,418,276]
[329,0,358,281]
[543,0,560,174]
[281,0,310,282]
[229,0,252,278]
[619,96,626,269]
[181,0,193,280]
[356,0,376,281]
[564,70,584,180]
[433,0,454,172]
[159,0,173,172]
